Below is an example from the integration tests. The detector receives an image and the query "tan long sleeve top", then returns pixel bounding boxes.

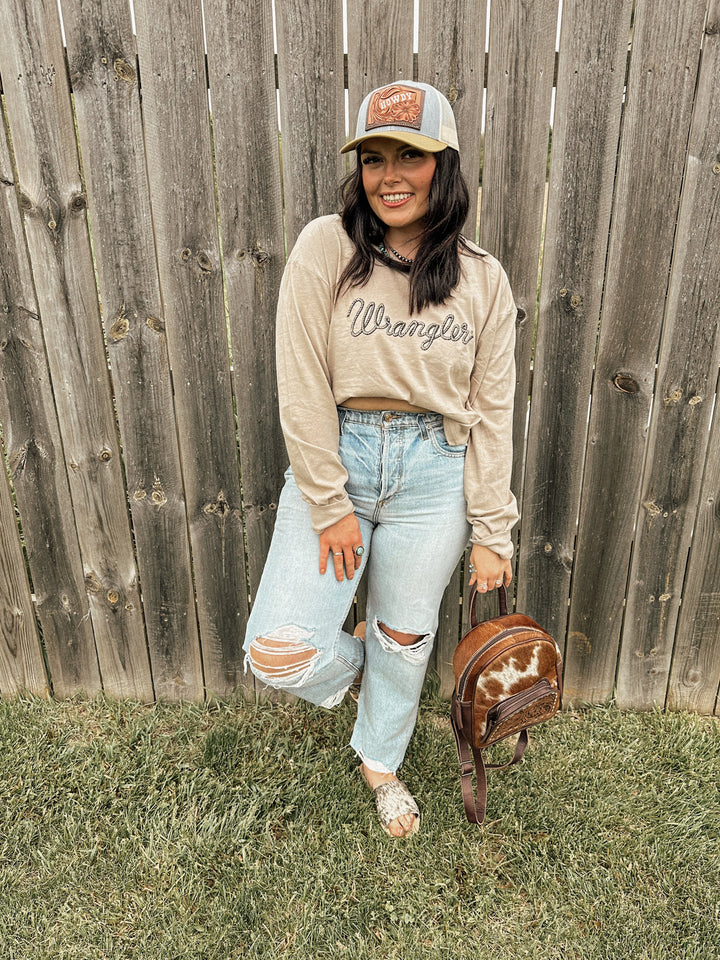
[276,215,519,559]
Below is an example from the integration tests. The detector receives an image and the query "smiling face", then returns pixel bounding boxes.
[360,137,438,244]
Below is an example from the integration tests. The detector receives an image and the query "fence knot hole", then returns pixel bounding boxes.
[151,478,167,507]
[613,373,639,394]
[204,490,231,520]
[146,316,165,333]
[196,251,213,273]
[109,312,130,341]
[114,58,136,83]
[85,572,103,594]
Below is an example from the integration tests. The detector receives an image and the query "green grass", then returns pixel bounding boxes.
[0,691,718,959]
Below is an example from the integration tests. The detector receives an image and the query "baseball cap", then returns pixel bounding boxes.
[340,81,459,154]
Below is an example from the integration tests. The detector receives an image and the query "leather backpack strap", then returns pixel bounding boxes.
[470,583,508,628]
[451,710,530,825]
[484,728,529,769]
[453,585,518,825]
[451,709,487,824]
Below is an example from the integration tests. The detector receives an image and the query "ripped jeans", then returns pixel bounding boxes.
[243,408,471,773]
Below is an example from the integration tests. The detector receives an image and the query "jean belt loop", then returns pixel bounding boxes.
[337,406,346,434]
[417,414,429,440]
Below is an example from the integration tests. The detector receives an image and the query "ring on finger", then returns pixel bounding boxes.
[354,545,364,557]
[479,580,488,588]
[333,551,343,556]
[495,579,503,585]
[468,563,476,573]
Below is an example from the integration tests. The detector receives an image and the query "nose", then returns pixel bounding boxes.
[383,160,401,183]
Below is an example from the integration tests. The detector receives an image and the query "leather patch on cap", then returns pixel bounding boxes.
[366,84,425,131]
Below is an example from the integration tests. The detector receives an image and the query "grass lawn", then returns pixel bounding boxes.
[0,688,717,959]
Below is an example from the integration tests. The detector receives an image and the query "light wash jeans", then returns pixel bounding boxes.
[243,408,470,772]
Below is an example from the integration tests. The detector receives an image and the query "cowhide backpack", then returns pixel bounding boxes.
[451,584,562,825]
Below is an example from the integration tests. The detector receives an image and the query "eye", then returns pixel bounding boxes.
[400,148,425,161]
[361,154,381,165]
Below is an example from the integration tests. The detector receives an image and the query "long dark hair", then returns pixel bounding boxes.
[337,145,480,314]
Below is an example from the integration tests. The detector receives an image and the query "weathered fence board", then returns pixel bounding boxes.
[133,0,250,697]
[517,0,634,641]
[563,0,707,704]
[663,0,720,721]
[347,0,414,125]
[0,137,48,697]
[667,366,720,715]
[275,0,344,248]
[471,0,557,632]
[616,4,720,710]
[62,0,203,702]
[418,0,487,238]
[481,0,556,495]
[0,0,150,698]
[0,459,46,697]
[0,112,98,697]
[204,0,287,616]
[416,1,488,692]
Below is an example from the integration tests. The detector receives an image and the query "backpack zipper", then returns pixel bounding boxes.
[457,626,545,700]
[486,678,553,727]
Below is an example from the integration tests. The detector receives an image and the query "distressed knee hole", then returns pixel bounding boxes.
[378,622,421,646]
[374,619,434,664]
[247,625,319,683]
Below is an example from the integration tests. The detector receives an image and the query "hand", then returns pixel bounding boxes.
[319,513,364,582]
[468,544,512,593]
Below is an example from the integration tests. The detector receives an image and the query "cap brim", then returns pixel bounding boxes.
[340,130,449,155]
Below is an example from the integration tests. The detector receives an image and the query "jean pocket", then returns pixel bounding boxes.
[427,424,468,458]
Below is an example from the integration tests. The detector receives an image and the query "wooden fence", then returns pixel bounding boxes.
[0,0,718,713]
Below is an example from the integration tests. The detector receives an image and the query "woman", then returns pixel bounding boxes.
[244,81,518,838]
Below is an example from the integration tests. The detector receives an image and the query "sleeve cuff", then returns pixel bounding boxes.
[309,495,355,534]
[470,529,515,560]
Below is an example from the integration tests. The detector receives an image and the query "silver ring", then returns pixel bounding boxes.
[468,563,476,573]
[354,545,365,556]
[479,580,488,587]
[333,551,343,556]
[495,579,503,585]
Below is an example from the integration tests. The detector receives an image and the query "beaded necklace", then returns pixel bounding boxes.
[378,241,415,265]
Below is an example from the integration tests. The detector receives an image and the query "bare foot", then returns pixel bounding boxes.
[360,763,419,838]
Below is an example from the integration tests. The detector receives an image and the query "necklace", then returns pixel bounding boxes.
[379,241,415,265]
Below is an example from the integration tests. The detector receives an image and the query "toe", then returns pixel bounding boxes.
[388,812,417,837]
[400,813,417,836]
